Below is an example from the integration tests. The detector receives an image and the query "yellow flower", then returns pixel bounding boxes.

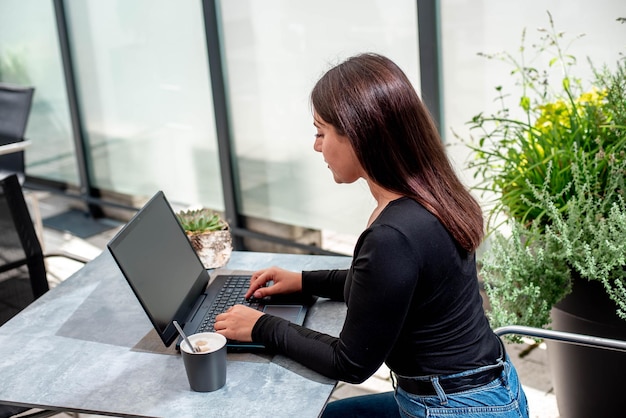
[576,87,607,105]
[533,87,608,136]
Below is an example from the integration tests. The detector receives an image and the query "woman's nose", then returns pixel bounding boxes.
[313,137,322,153]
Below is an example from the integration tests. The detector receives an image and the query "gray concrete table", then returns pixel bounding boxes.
[0,251,351,417]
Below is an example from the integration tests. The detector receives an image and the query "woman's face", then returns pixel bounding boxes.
[313,113,365,184]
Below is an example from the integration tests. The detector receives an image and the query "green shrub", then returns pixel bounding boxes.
[482,151,626,330]
[464,13,626,231]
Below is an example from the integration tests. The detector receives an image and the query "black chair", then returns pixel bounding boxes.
[0,83,35,183]
[494,326,626,417]
[0,173,88,324]
[0,174,86,418]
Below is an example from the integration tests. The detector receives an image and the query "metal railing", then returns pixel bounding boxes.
[494,325,626,352]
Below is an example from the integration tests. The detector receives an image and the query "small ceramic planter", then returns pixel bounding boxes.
[188,230,232,269]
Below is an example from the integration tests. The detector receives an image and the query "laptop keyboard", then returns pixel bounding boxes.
[198,275,261,332]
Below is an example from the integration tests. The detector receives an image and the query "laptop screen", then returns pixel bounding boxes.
[107,191,209,346]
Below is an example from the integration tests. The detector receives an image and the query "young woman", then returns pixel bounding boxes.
[214,53,529,418]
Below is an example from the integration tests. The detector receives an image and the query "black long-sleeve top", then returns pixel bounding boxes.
[251,197,500,383]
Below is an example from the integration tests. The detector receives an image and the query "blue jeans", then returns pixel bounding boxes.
[323,357,528,418]
[322,391,401,418]
[394,355,529,418]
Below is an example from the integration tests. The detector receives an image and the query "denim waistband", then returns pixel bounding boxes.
[393,335,506,397]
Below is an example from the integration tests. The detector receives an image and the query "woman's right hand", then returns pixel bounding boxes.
[245,266,302,299]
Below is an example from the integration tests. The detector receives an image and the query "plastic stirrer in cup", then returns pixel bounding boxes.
[173,320,200,352]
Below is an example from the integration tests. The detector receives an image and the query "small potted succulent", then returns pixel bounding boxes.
[176,208,232,269]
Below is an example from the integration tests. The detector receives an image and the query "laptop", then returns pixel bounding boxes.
[107,191,312,350]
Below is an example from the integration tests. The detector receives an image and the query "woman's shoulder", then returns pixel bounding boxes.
[361,198,445,244]
[378,197,439,227]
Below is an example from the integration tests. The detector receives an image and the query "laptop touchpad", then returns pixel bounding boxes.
[263,305,304,323]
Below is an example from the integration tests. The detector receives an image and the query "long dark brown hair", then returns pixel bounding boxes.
[311,53,484,252]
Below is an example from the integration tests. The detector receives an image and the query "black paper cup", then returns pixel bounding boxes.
[180,332,227,392]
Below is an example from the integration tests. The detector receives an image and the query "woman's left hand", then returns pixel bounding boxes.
[214,305,264,342]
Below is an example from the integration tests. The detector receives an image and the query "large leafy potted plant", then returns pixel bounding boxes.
[464,14,626,417]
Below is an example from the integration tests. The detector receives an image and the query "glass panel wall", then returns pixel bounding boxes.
[0,0,78,184]
[219,0,419,238]
[64,0,223,209]
[13,1,621,254]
